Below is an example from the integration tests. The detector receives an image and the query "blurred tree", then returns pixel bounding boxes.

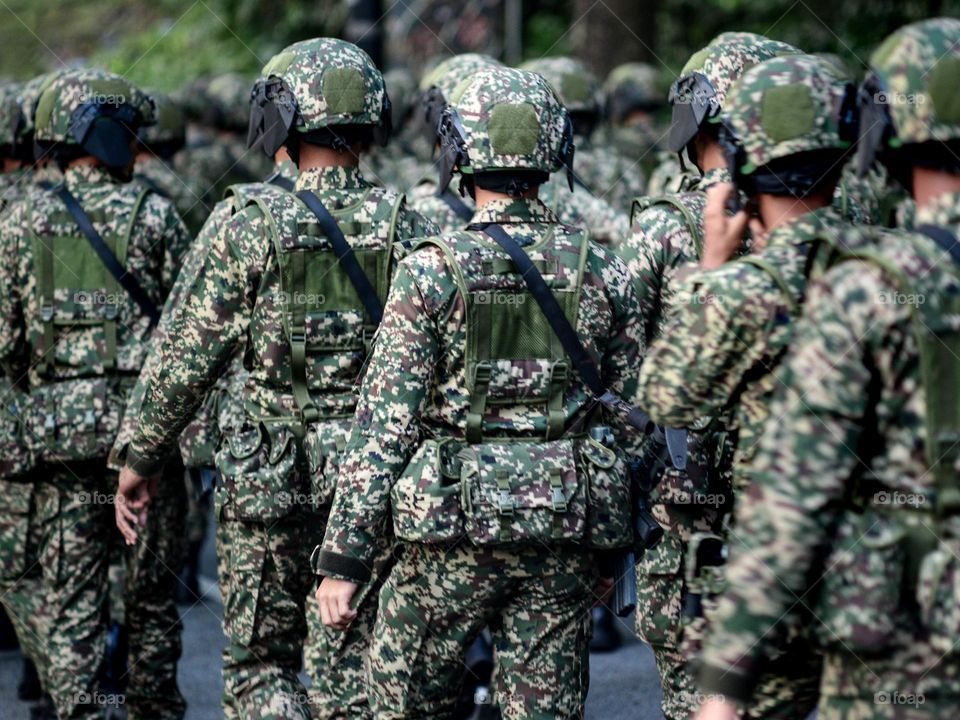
[571,0,660,77]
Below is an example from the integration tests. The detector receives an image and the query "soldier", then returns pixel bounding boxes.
[407,53,503,231]
[0,69,190,719]
[135,90,208,235]
[603,61,668,177]
[694,17,960,720]
[637,51,871,719]
[522,56,646,214]
[314,65,644,719]
[115,38,438,719]
[614,32,800,720]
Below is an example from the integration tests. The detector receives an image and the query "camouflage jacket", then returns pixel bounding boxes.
[316,197,646,583]
[697,191,960,702]
[0,163,189,386]
[540,173,630,246]
[408,177,476,234]
[0,168,28,214]
[126,165,438,475]
[110,159,300,469]
[135,155,208,236]
[637,206,854,482]
[575,137,647,214]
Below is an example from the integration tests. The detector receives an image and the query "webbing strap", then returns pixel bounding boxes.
[466,363,491,444]
[738,255,800,315]
[917,224,960,269]
[496,471,513,543]
[295,190,384,325]
[38,225,55,376]
[546,361,568,440]
[134,173,169,199]
[288,249,317,427]
[55,186,161,326]
[473,222,654,435]
[436,188,473,222]
[266,172,295,191]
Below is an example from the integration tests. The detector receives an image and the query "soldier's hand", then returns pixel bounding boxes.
[116,465,159,545]
[702,183,753,269]
[316,577,359,630]
[693,696,741,720]
[594,576,615,607]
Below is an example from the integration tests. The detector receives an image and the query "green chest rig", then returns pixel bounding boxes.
[416,226,592,443]
[246,186,404,428]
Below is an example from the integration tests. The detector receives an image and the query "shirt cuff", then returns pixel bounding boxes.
[697,662,757,707]
[315,548,372,584]
[125,445,168,476]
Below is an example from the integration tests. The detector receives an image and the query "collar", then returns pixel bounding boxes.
[274,158,298,184]
[694,166,730,193]
[469,197,559,226]
[764,205,845,250]
[64,163,120,188]
[915,190,960,230]
[294,165,367,193]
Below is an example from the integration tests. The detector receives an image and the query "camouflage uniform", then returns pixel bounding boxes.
[695,19,960,719]
[521,57,646,214]
[124,39,438,720]
[603,62,668,179]
[317,66,644,720]
[0,70,189,720]
[615,34,801,720]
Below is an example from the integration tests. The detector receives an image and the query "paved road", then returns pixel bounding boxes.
[1,517,663,719]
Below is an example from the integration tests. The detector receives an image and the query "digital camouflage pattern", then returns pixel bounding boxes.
[408,177,477,233]
[868,17,960,146]
[724,54,854,171]
[519,56,603,116]
[696,191,960,716]
[125,144,437,717]
[316,194,645,717]
[33,69,156,145]
[539,172,631,244]
[135,156,208,236]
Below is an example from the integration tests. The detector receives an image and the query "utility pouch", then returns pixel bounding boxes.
[390,438,466,543]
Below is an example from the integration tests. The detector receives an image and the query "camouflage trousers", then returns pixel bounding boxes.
[0,476,52,692]
[37,458,187,720]
[368,541,597,719]
[217,508,386,720]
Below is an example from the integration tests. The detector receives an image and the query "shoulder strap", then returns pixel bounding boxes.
[916,224,960,269]
[631,194,704,258]
[738,255,801,316]
[55,185,161,327]
[134,173,169,199]
[436,188,473,222]
[266,171,295,191]
[295,189,384,325]
[473,223,689,464]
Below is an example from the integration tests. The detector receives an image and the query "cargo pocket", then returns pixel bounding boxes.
[917,538,960,656]
[221,523,266,647]
[815,511,905,654]
[578,438,631,549]
[215,423,302,522]
[461,439,586,547]
[0,481,34,580]
[391,439,465,543]
[29,378,120,463]
[635,532,684,648]
[304,419,353,512]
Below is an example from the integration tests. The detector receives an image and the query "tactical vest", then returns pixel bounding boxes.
[389,228,633,551]
[805,227,960,657]
[244,186,404,426]
[26,184,155,463]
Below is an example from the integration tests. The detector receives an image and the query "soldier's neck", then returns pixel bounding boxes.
[475,186,539,207]
[913,166,960,209]
[756,191,832,231]
[694,135,726,174]
[296,142,361,170]
[66,157,102,169]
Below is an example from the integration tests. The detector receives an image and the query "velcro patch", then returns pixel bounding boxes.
[930,57,960,124]
[761,84,815,142]
[322,68,366,114]
[489,103,539,156]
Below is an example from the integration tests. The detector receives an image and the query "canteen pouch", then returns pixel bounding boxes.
[391,438,466,543]
[917,538,960,655]
[29,377,122,463]
[0,386,35,478]
[215,422,302,522]
[816,510,905,654]
[580,437,632,549]
[304,418,354,511]
[460,439,586,547]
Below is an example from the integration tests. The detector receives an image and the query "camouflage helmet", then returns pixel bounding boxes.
[857,18,960,180]
[603,62,663,124]
[669,32,801,154]
[418,53,503,141]
[520,56,603,138]
[34,69,156,168]
[0,83,23,157]
[138,90,186,157]
[247,38,390,159]
[383,67,416,129]
[721,54,858,198]
[16,71,65,157]
[177,74,250,133]
[437,67,574,195]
